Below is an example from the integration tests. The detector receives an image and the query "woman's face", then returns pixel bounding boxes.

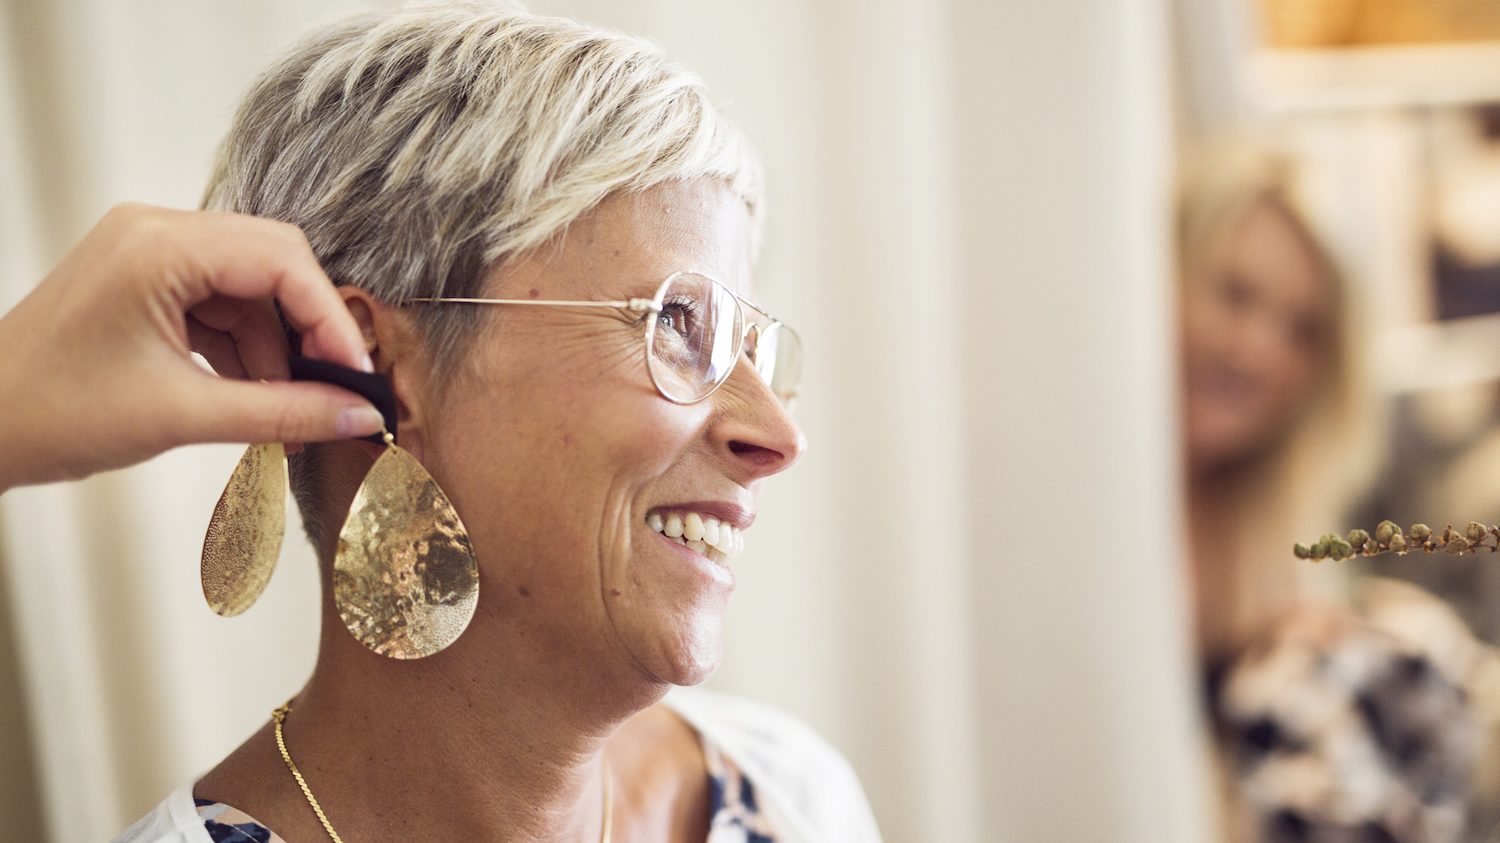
[1181,199,1335,472]
[404,179,802,688]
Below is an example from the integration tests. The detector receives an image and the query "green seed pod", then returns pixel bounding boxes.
[1347,529,1370,551]
[1331,540,1354,560]
[1389,534,1409,553]
[1376,520,1400,545]
[1310,540,1330,560]
[1294,543,1312,559]
[1448,537,1471,555]
[1467,522,1487,543]
[1410,524,1432,542]
[1442,525,1456,545]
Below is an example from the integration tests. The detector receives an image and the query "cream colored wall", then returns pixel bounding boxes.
[0,2,1207,842]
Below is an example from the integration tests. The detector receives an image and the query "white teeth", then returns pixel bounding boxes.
[647,509,745,560]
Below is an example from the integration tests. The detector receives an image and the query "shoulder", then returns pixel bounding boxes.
[664,686,845,768]
[664,686,883,843]
[110,784,213,843]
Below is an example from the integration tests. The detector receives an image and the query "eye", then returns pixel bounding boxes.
[1287,314,1325,351]
[658,295,702,341]
[1216,272,1256,311]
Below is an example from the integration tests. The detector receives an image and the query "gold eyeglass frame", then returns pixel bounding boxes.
[404,270,801,406]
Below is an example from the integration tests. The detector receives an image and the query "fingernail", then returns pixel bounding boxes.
[358,352,375,373]
[337,405,384,438]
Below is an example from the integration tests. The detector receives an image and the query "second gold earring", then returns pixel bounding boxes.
[201,442,287,616]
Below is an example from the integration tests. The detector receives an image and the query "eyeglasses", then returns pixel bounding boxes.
[404,271,802,408]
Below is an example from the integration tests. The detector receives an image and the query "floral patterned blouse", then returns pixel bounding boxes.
[1211,580,1498,843]
[195,738,775,843]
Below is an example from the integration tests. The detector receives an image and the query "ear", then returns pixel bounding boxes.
[336,287,434,460]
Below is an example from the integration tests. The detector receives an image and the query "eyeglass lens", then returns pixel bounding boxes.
[646,273,800,406]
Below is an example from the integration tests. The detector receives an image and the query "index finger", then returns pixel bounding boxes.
[175,211,374,372]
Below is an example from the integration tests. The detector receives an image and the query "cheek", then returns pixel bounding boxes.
[1182,297,1233,365]
[426,363,705,553]
[1265,352,1323,413]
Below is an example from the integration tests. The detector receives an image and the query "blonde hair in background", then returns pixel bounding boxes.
[200,1,764,549]
[1176,141,1380,661]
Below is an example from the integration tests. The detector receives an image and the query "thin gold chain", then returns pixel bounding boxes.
[272,701,613,843]
[271,704,347,843]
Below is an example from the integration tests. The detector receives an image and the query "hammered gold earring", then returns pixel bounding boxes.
[201,443,287,616]
[333,429,479,659]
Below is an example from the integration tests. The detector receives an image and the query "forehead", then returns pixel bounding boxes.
[1218,200,1332,312]
[502,179,755,298]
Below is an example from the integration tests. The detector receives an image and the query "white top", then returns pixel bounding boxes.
[110,687,883,843]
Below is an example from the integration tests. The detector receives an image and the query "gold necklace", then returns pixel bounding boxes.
[272,702,613,843]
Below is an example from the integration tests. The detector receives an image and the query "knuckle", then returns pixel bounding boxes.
[103,201,149,225]
[270,219,311,247]
[113,206,175,255]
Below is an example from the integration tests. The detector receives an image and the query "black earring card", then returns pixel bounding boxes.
[288,355,398,445]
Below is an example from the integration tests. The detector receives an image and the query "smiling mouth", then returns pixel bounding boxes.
[646,509,743,566]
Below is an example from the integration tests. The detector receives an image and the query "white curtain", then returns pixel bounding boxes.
[0,2,1210,842]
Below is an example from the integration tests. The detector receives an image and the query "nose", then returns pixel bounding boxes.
[710,356,805,483]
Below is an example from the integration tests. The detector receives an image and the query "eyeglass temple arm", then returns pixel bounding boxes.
[403,297,660,312]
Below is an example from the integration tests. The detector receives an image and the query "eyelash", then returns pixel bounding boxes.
[659,295,699,329]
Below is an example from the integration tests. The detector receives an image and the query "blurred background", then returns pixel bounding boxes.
[13,0,1500,841]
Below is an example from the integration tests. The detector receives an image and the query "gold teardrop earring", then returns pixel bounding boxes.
[200,372,296,616]
[200,442,287,616]
[332,428,479,659]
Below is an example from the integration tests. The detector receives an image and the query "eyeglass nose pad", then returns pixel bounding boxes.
[743,322,761,364]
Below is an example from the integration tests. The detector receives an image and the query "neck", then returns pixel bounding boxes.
[1186,464,1243,662]
[284,607,663,842]
[1187,461,1237,555]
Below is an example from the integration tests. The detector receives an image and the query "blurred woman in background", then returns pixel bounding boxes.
[1177,142,1498,843]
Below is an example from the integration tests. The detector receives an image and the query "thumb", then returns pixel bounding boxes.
[176,378,386,446]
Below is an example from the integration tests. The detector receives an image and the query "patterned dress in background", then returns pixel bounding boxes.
[1213,582,1495,843]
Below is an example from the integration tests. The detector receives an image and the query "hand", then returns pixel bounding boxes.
[0,203,385,492]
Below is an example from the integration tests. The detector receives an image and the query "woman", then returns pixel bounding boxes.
[1178,143,1492,842]
[1177,143,1367,665]
[115,4,879,842]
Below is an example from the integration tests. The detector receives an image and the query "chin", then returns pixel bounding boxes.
[1188,420,1263,469]
[624,614,725,687]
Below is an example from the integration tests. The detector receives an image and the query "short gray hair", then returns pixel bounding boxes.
[202,2,763,551]
[204,1,763,370]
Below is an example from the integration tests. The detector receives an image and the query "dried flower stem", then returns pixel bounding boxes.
[1294,521,1500,561]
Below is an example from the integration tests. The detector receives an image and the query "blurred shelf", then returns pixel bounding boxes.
[1377,312,1500,393]
[1248,42,1500,112]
